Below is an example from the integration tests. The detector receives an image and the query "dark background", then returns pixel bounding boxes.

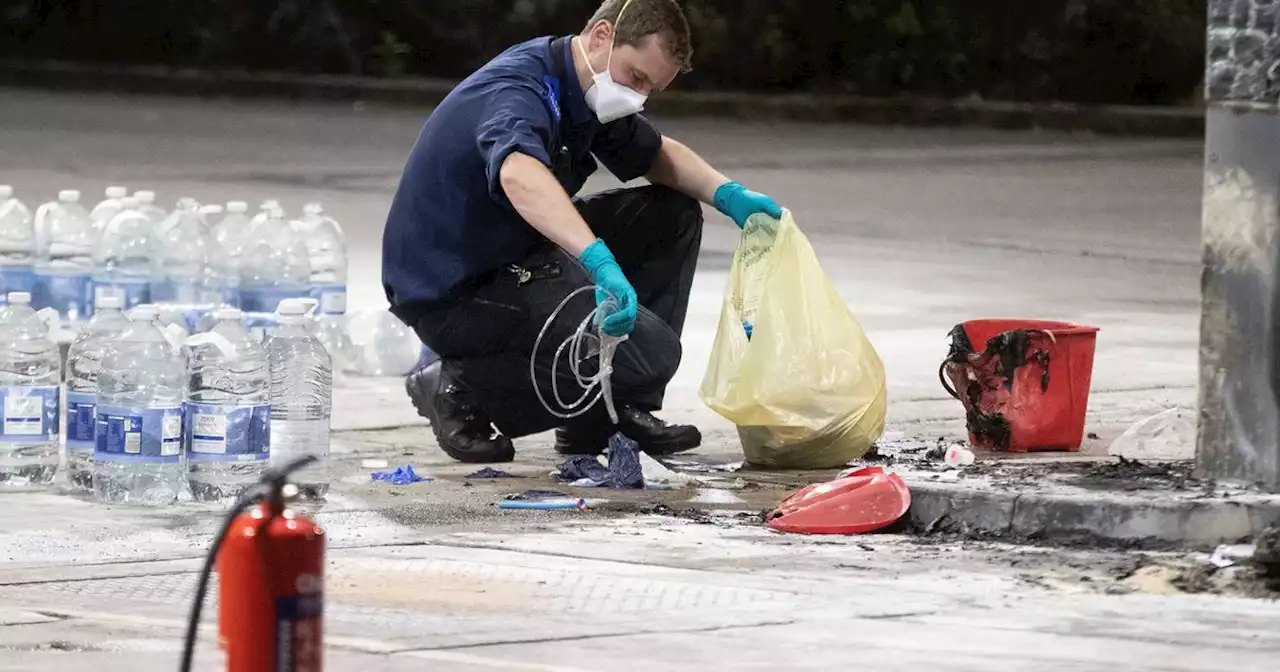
[1,0,1206,105]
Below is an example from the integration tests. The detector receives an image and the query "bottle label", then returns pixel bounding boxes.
[91,278,150,313]
[241,288,308,314]
[95,405,183,463]
[0,386,60,442]
[66,391,97,453]
[311,284,347,316]
[33,273,91,322]
[184,402,271,462]
[0,267,37,296]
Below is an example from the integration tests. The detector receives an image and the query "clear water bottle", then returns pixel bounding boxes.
[93,304,187,505]
[184,308,270,502]
[248,199,281,234]
[267,298,331,499]
[0,292,62,487]
[33,189,95,323]
[0,185,36,296]
[213,201,250,254]
[297,203,353,370]
[133,190,168,230]
[93,197,153,312]
[151,200,211,305]
[241,208,311,339]
[129,303,194,341]
[90,186,129,234]
[64,295,131,490]
[198,207,239,310]
[348,308,423,377]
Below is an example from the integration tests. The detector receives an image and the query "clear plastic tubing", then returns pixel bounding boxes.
[530,285,625,424]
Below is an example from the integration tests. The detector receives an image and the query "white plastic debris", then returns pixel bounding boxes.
[945,445,976,467]
[361,459,390,470]
[1209,544,1256,569]
[1108,408,1196,461]
[639,451,699,488]
[937,470,962,483]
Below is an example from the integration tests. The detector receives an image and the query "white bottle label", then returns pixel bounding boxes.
[191,412,228,454]
[162,413,182,456]
[4,395,43,436]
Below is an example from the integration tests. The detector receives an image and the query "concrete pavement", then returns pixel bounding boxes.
[0,89,1255,670]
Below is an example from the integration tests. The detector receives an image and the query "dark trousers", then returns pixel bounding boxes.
[410,184,704,439]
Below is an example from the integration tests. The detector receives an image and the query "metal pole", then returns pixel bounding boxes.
[1196,0,1280,491]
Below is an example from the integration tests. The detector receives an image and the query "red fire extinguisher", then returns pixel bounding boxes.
[181,456,325,672]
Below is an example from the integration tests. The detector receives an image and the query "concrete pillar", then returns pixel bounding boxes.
[1196,0,1280,491]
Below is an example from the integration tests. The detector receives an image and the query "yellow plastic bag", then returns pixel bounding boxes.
[699,209,888,469]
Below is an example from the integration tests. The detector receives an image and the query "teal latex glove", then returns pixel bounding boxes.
[579,239,638,337]
[714,181,783,229]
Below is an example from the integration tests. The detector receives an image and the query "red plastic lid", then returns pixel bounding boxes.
[765,466,911,535]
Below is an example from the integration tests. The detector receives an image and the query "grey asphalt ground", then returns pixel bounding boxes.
[0,89,1261,671]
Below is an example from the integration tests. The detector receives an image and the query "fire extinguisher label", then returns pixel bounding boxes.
[183,402,271,462]
[94,405,184,462]
[275,592,323,671]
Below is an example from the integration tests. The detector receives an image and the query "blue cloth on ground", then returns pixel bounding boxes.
[555,433,643,489]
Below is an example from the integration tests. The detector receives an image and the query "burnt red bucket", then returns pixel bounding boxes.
[941,319,1099,453]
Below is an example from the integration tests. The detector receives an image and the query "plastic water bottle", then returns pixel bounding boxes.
[348,308,423,377]
[185,308,270,502]
[151,200,211,305]
[0,185,36,296]
[93,197,153,312]
[249,200,281,233]
[93,304,187,505]
[64,296,131,490]
[33,189,95,322]
[298,203,353,369]
[90,186,129,233]
[241,208,311,339]
[197,207,239,310]
[212,201,249,252]
[267,299,331,499]
[133,190,168,230]
[0,292,62,487]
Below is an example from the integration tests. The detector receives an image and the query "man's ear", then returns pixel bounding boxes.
[588,19,613,50]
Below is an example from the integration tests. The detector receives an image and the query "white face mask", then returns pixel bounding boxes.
[576,8,647,123]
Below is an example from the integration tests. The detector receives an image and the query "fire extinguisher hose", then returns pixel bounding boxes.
[178,455,319,672]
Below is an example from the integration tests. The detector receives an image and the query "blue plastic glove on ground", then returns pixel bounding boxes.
[579,239,638,337]
[714,180,783,229]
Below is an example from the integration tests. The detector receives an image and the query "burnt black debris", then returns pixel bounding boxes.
[944,325,1057,452]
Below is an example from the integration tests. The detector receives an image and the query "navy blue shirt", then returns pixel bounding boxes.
[382,36,664,313]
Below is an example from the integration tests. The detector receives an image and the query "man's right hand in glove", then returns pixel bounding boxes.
[578,239,638,337]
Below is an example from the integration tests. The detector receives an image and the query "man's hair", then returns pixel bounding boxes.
[585,0,693,73]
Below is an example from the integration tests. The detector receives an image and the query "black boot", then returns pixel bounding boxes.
[554,406,701,456]
[405,360,515,463]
